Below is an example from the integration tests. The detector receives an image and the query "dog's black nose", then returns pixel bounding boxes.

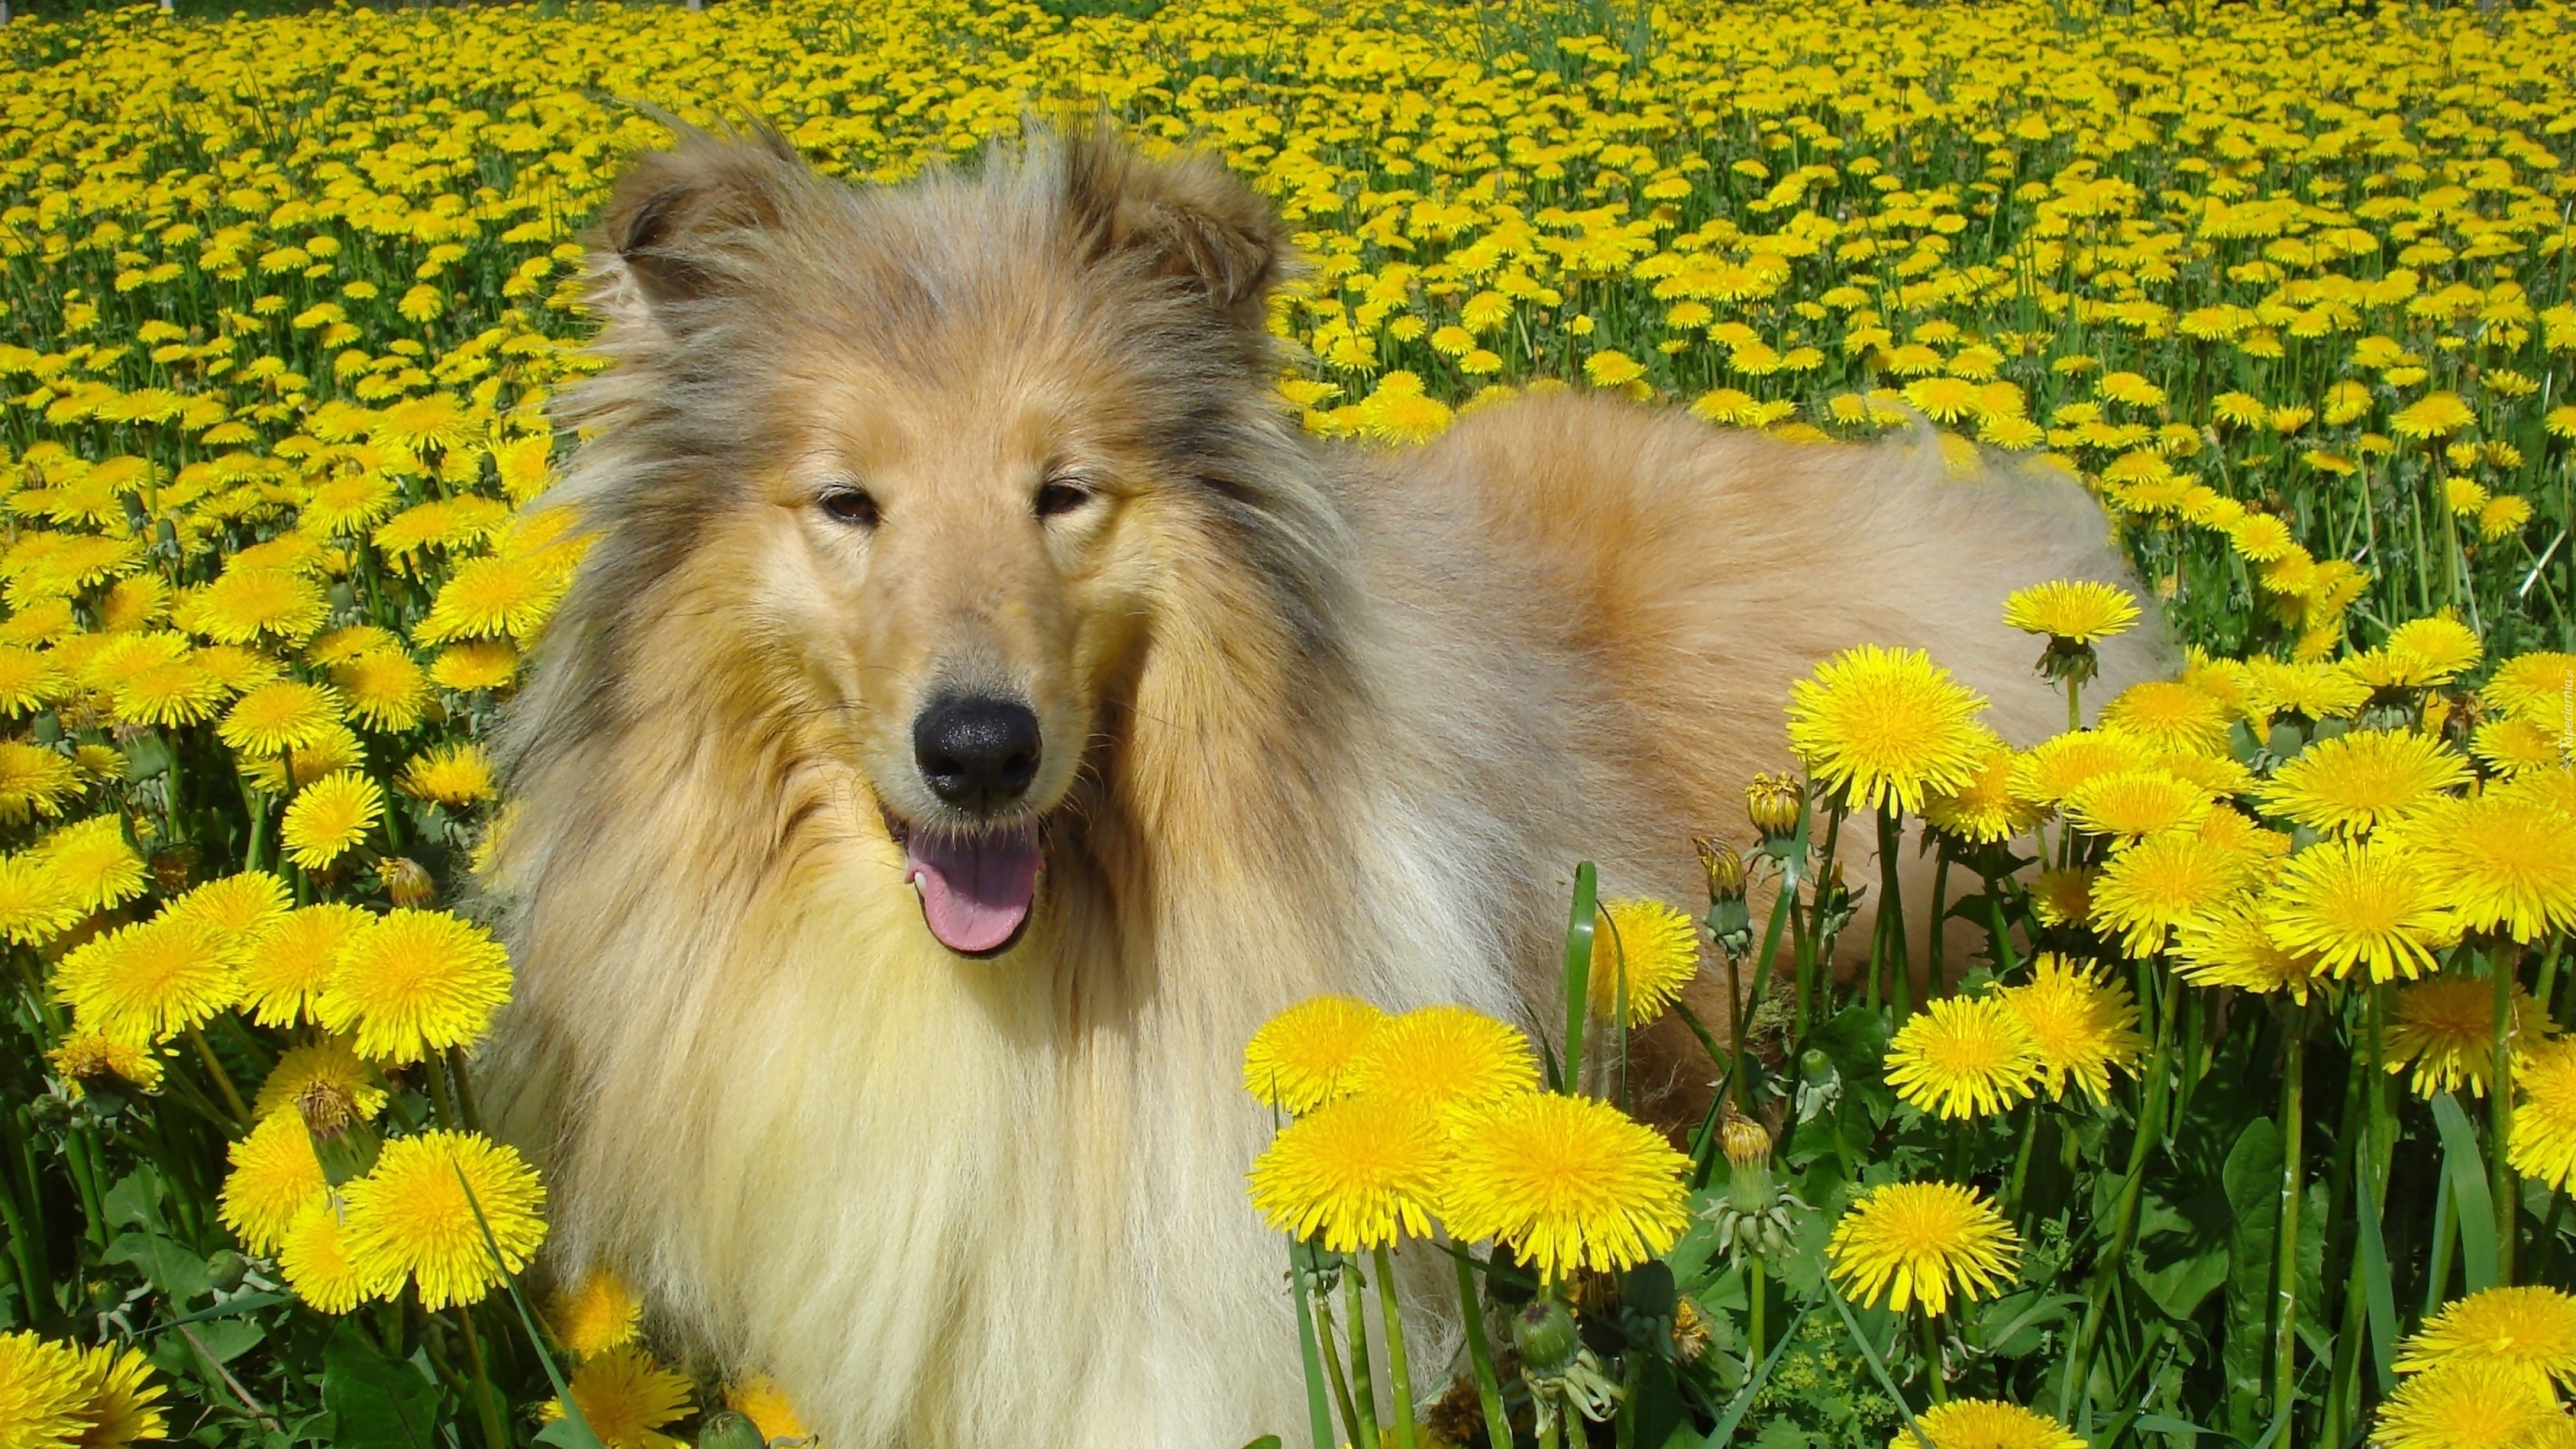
[914,696,1042,814]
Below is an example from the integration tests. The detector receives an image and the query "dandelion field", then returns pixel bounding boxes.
[0,0,2573,1446]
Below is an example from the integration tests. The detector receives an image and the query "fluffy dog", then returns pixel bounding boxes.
[483,125,2161,1448]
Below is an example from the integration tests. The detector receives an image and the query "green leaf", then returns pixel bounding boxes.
[2355,1138,2400,1395]
[2431,1092,2500,1294]
[321,1323,442,1449]
[1559,860,1599,1091]
[2220,1116,2281,1442]
[103,1231,211,1308]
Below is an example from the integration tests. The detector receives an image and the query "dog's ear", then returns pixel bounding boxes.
[592,124,802,329]
[1059,129,1283,328]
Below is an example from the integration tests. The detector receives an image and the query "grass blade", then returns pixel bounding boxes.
[2430,1092,2500,1294]
[454,1165,606,1449]
[1560,860,1599,1093]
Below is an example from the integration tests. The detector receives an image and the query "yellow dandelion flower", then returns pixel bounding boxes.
[1826,1180,2020,1316]
[0,743,82,824]
[302,472,400,537]
[2371,1358,2561,1449]
[2001,580,2140,643]
[2398,1286,2576,1389]
[0,646,66,716]
[240,903,372,1027]
[250,1036,386,1124]
[415,556,573,643]
[217,1110,327,1256]
[2473,719,2567,775]
[307,627,403,669]
[2061,769,2212,842]
[2176,896,2329,1003]
[191,645,283,693]
[239,722,364,796]
[1340,1005,1538,1120]
[0,1332,90,1449]
[552,1270,643,1360]
[66,1342,167,1449]
[1923,735,2042,845]
[2011,731,2153,809]
[1786,643,1990,814]
[109,659,223,729]
[371,395,474,455]
[1590,897,1699,1026]
[2244,657,2372,722]
[2260,730,2470,837]
[2228,514,2300,564]
[725,1375,808,1444]
[545,1347,692,1449]
[166,871,290,955]
[2511,1038,2576,1192]
[2390,391,2477,439]
[52,916,239,1048]
[1247,1093,1448,1250]
[2487,654,2576,725]
[1441,1092,1689,1282]
[280,771,383,870]
[341,1130,547,1310]
[177,568,329,645]
[398,742,497,806]
[2269,839,2456,982]
[2100,679,2233,756]
[217,682,345,757]
[0,855,79,946]
[1243,996,1386,1114]
[2367,615,2484,689]
[427,641,519,692]
[46,1032,164,1096]
[331,651,427,732]
[2090,829,2253,955]
[2000,955,2147,1102]
[1892,1399,2085,1449]
[278,1200,394,1314]
[1884,995,2042,1119]
[314,909,512,1063]
[2387,976,2553,1099]
[32,818,147,914]
[2387,794,2576,944]
[2029,867,2095,927]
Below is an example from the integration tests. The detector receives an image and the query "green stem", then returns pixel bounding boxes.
[1313,1271,1363,1447]
[1453,1252,1512,1449]
[2493,947,2520,1285]
[1374,1245,1418,1449]
[2068,676,2082,733]
[1750,1256,1766,1367]
[1921,1312,1946,1403]
[1560,861,1599,1094]
[2274,1012,2308,1449]
[2006,1101,2042,1224]
[426,1048,462,1130]
[1927,852,1950,999]
[1344,1256,1382,1449]
[1876,806,1909,1018]
[187,1027,252,1132]
[2062,973,2180,1420]
[454,1305,508,1449]
[1294,1246,1337,1449]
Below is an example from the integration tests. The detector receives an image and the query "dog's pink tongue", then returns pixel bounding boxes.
[904,826,1041,955]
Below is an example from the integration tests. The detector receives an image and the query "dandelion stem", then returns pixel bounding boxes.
[187,1026,252,1130]
[1373,1245,1418,1449]
[1750,1256,1766,1365]
[1875,806,1909,1019]
[1310,1265,1362,1445]
[1452,1252,1513,1449]
[2067,676,2082,733]
[453,1305,508,1449]
[2063,973,2180,1420]
[1293,1243,1336,1449]
[2491,947,2519,1285]
[1919,1312,1945,1403]
[2005,1102,2041,1225]
[1342,1256,1383,1449]
[2273,1006,2308,1449]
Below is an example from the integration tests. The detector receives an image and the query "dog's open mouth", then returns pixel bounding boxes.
[890,816,1042,957]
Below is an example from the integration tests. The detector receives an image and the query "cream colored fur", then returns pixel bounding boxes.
[480,127,2165,1449]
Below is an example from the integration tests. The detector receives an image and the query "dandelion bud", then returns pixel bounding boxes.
[1746,773,1803,843]
[1513,1298,1580,1375]
[379,856,436,908]
[1720,1112,1772,1169]
[299,1078,380,1186]
[1672,1297,1713,1362]
[206,1248,250,1293]
[696,1411,765,1449]
[1695,837,1747,903]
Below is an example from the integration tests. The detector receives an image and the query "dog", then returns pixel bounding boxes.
[480,123,2163,1448]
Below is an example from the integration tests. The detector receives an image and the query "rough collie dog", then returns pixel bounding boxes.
[483,125,2162,1448]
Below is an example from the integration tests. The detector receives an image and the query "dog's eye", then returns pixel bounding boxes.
[1034,478,1094,519]
[819,488,881,529]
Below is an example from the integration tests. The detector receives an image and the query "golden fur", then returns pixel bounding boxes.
[482,125,2165,1447]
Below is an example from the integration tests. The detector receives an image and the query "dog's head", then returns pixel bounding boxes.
[546,124,1347,959]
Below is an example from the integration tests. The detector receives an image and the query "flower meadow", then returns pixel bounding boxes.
[0,0,2572,1444]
